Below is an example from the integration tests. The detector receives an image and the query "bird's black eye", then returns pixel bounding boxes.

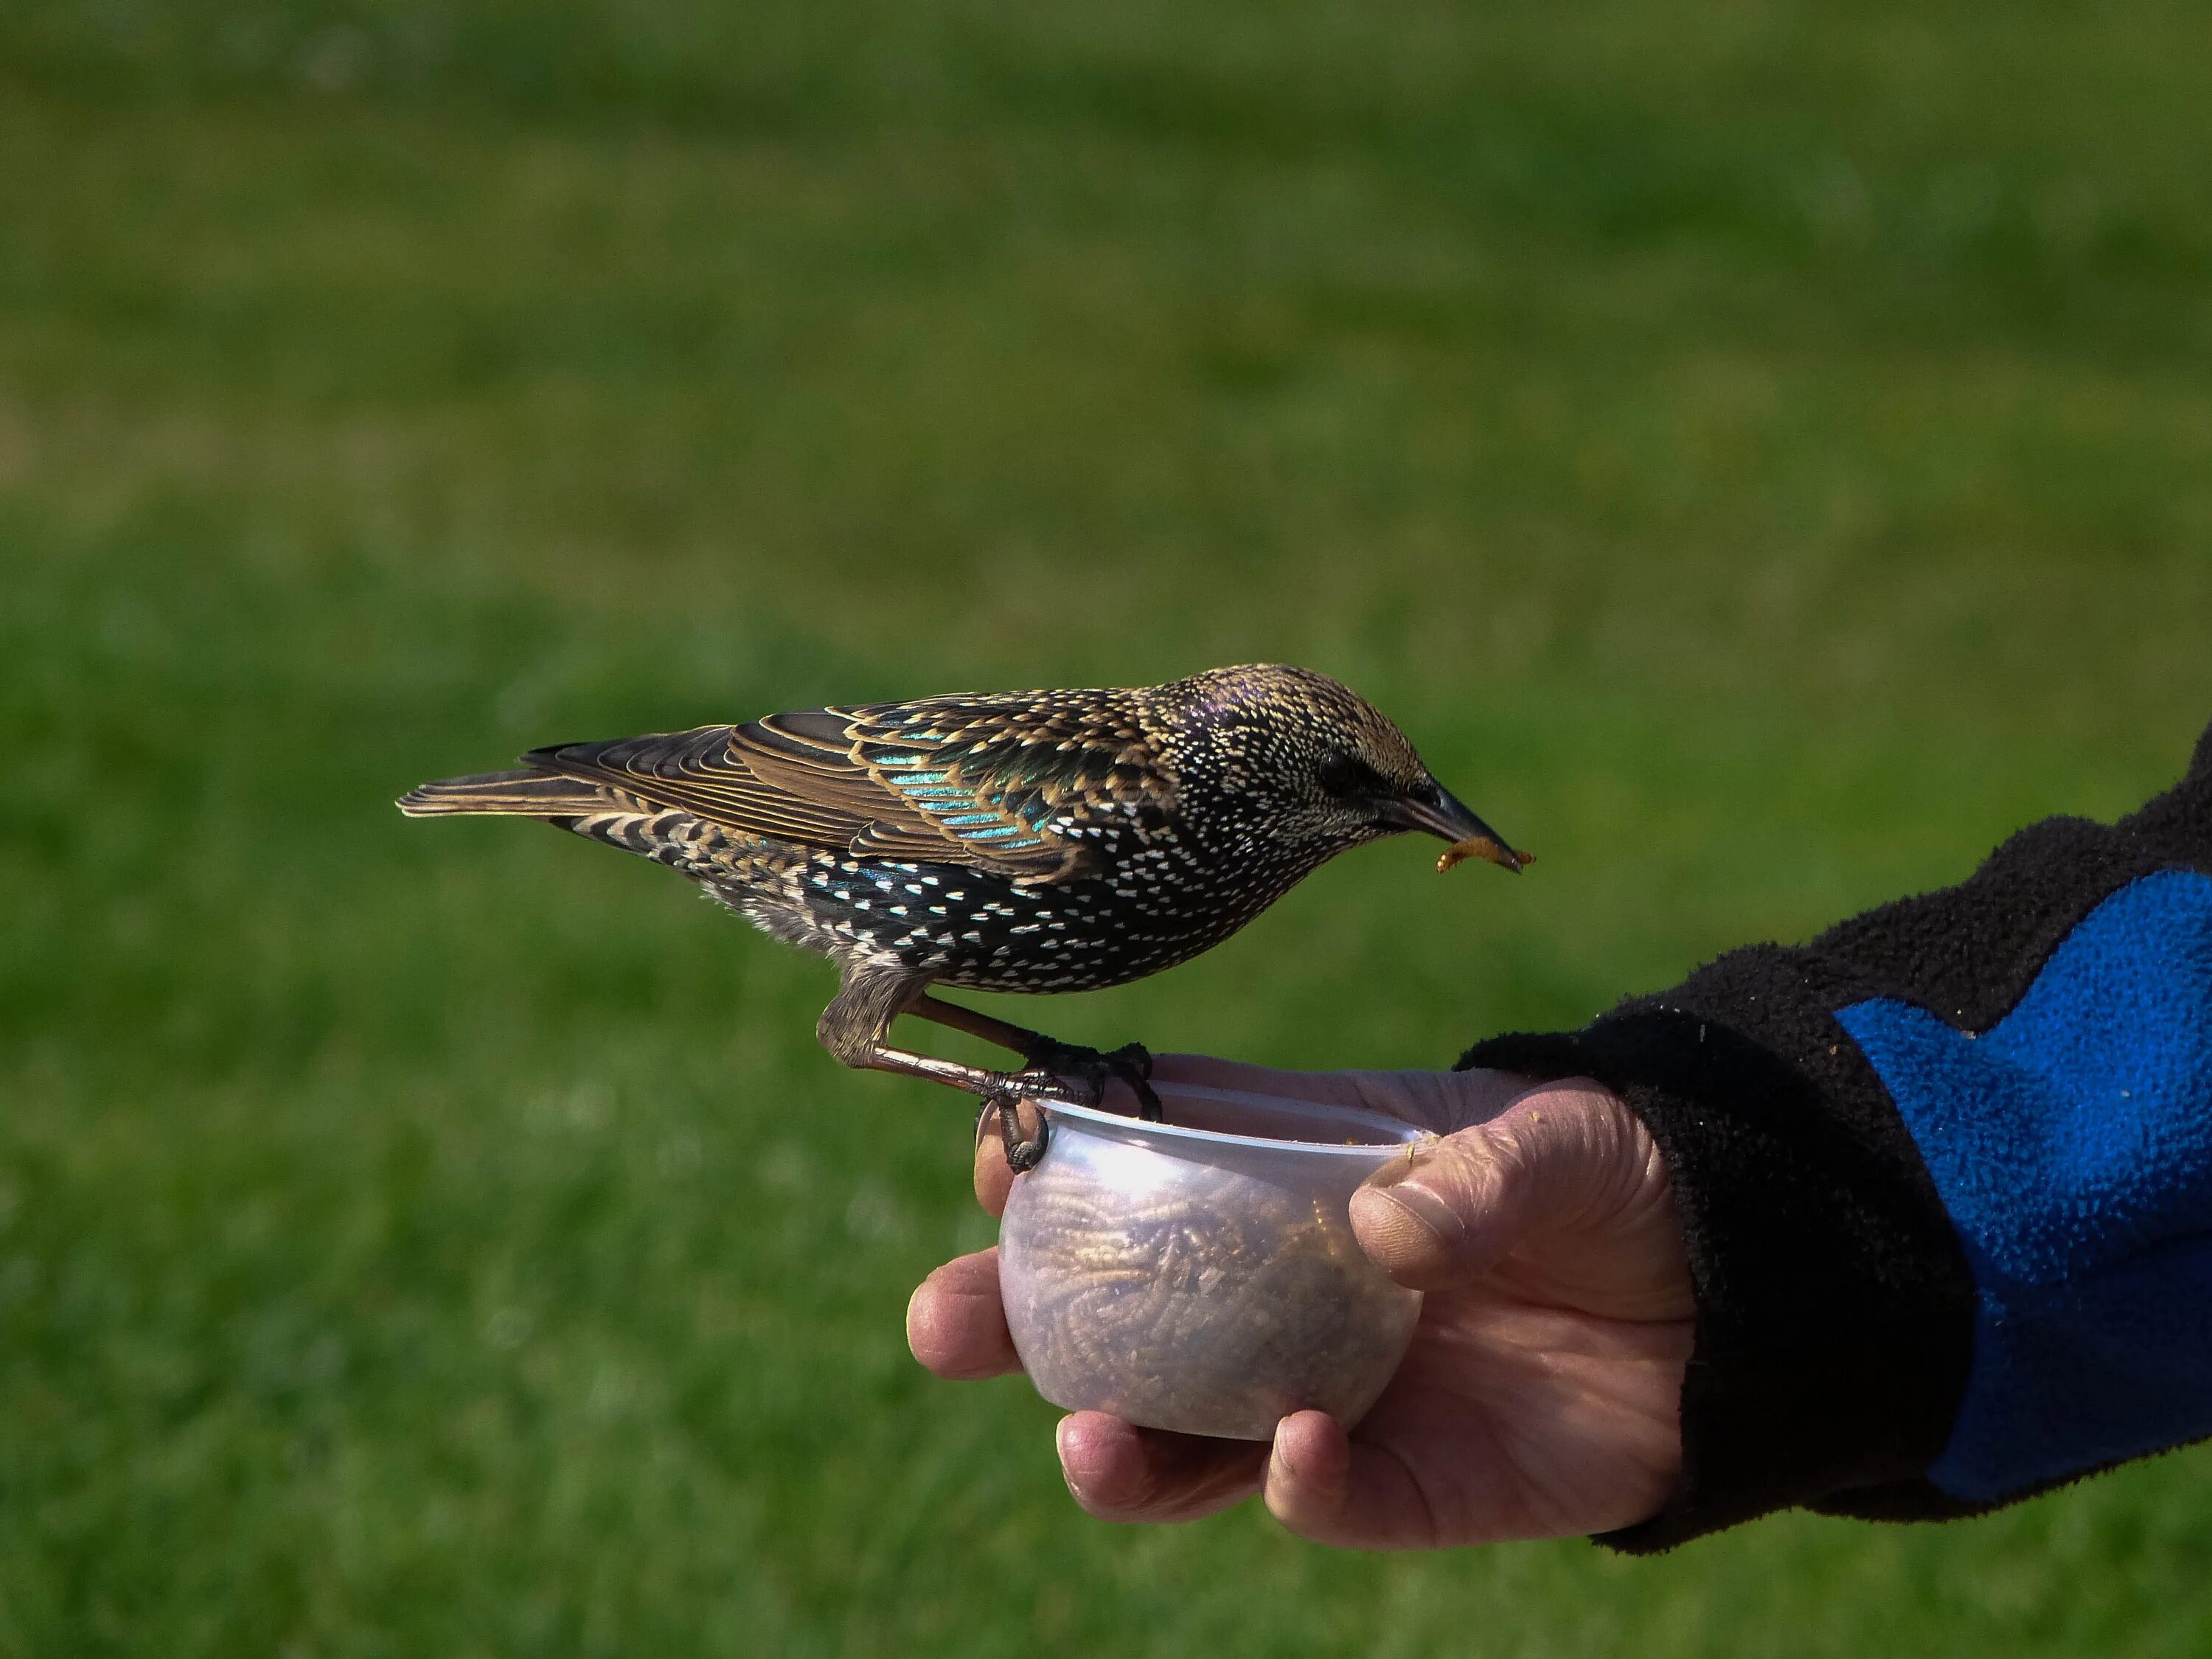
[1316,751,1367,798]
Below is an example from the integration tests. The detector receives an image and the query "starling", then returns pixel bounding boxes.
[397,664,1526,1168]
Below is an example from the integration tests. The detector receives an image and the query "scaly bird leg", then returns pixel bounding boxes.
[818,1030,1063,1172]
[817,970,1099,1170]
[906,993,1164,1124]
[900,994,1054,1057]
[833,1034,1091,1108]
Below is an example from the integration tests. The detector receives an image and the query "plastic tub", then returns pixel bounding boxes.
[997,1082,1426,1441]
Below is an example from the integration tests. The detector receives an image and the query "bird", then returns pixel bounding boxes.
[397,664,1528,1169]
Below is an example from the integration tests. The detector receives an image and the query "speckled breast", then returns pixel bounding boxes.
[789,846,1310,992]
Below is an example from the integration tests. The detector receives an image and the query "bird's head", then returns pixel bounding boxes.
[1164,665,1529,874]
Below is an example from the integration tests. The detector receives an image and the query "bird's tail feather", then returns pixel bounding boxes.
[396,768,614,818]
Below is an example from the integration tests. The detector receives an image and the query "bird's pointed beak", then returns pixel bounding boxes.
[1384,785,1531,874]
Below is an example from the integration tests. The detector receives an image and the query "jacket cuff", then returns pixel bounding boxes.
[1464,987,1976,1554]
[1463,717,2212,1553]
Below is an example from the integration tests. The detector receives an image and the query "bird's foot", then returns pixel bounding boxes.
[1018,1037,1165,1124]
[1104,1043,1166,1123]
[982,1088,1051,1174]
[995,1065,1101,1109]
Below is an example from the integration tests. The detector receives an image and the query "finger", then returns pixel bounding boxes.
[1054,1413,1267,1524]
[1349,1078,1642,1291]
[1264,1410,1436,1549]
[905,1249,1022,1379]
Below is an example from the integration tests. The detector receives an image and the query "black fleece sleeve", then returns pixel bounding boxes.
[1463,717,2212,1554]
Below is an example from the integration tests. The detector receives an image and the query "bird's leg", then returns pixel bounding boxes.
[815,970,1088,1180]
[906,993,1165,1124]
[901,994,1054,1057]
[834,1035,1091,1104]
[833,1032,1055,1171]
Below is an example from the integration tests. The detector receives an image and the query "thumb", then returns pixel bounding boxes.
[1348,1078,1646,1291]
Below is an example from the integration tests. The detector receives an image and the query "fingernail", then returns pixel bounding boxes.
[1367,1158,1412,1190]
[1377,1179,1465,1248]
[1366,1136,1441,1190]
[1055,1416,1087,1498]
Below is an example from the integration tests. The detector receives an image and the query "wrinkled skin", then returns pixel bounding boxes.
[906,1056,1694,1547]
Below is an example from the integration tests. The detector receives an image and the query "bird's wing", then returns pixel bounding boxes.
[522,724,866,846]
[532,695,1177,883]
[738,695,1178,881]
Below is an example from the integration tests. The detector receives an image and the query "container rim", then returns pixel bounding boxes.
[1036,1083,1426,1158]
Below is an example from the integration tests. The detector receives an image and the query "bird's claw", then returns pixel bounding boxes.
[975,1038,1166,1173]
[1003,1065,1101,1108]
[983,1088,1051,1174]
[1017,1038,1164,1123]
[1102,1042,1165,1122]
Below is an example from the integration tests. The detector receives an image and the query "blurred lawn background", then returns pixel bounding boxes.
[4,0,2212,1652]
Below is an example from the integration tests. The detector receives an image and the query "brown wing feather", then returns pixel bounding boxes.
[729,711,922,830]
[731,706,1080,878]
[529,692,1178,883]
[524,727,866,849]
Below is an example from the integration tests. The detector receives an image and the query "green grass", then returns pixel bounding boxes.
[4,1,2212,1652]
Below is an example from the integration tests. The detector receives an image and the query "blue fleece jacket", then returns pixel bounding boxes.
[1840,869,2212,1503]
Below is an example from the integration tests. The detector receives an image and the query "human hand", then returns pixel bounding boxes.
[906,1056,1693,1547]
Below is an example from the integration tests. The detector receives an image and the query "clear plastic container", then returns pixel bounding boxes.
[998,1082,1426,1441]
